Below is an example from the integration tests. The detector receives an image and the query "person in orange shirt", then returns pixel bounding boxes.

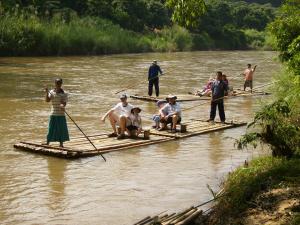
[242,64,257,93]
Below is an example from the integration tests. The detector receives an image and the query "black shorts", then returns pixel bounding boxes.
[127,125,138,131]
[161,116,181,124]
[244,80,253,89]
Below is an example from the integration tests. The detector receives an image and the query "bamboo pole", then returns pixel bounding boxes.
[64,110,106,161]
[115,71,169,94]
[175,209,203,225]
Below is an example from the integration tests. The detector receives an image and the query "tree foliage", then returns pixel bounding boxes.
[237,0,300,157]
[165,0,206,28]
[268,0,300,75]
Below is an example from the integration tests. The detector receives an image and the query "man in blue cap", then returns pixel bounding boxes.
[148,60,163,97]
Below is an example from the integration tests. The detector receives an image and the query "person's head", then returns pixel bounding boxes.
[216,71,222,80]
[131,107,141,115]
[247,64,251,68]
[152,60,157,65]
[55,78,63,88]
[119,94,128,104]
[166,95,177,104]
[156,100,167,108]
[222,74,227,80]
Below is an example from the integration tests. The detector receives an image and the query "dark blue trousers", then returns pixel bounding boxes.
[148,78,159,97]
[210,100,225,122]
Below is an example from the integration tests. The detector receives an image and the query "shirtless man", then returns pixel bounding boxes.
[242,64,257,93]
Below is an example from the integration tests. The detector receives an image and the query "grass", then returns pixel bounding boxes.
[0,14,194,56]
[209,156,300,224]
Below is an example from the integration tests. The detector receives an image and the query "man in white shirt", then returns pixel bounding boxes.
[101,94,133,139]
[159,95,182,133]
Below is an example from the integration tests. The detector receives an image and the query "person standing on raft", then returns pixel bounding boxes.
[45,78,69,147]
[148,60,163,97]
[208,71,228,123]
[242,64,257,93]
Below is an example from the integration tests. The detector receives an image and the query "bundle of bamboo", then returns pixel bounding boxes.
[134,206,203,225]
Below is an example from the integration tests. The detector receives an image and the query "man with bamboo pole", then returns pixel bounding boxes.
[148,60,163,97]
[208,71,228,123]
[242,64,257,93]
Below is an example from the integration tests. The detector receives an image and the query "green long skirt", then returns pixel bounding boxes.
[47,115,70,143]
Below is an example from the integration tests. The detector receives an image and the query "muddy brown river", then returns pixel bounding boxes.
[0,51,280,224]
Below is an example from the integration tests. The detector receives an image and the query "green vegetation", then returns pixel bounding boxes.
[0,13,193,56]
[0,0,280,56]
[208,1,300,223]
[207,156,300,224]
[236,0,300,157]
[208,0,300,224]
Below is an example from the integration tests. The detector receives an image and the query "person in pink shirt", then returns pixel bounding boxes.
[242,64,257,93]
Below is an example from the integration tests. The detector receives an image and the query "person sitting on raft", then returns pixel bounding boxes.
[194,78,214,97]
[127,107,142,138]
[159,95,182,133]
[45,78,69,147]
[152,100,167,129]
[101,94,133,140]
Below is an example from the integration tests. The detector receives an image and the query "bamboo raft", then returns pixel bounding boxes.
[130,89,270,102]
[130,94,210,102]
[14,119,246,159]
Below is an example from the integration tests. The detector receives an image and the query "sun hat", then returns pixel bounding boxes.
[131,106,142,114]
[166,95,177,100]
[119,94,127,99]
[156,100,167,107]
[152,60,157,64]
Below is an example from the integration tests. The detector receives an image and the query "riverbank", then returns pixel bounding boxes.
[0,14,273,57]
[193,156,300,225]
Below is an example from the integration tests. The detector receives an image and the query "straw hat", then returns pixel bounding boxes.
[131,106,142,113]
[166,95,177,100]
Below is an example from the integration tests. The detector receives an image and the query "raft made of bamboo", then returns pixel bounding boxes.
[130,94,210,102]
[14,119,246,159]
[130,89,270,102]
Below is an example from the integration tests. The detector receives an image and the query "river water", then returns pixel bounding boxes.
[0,51,280,225]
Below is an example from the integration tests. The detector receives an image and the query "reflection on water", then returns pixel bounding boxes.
[47,158,67,212]
[0,51,279,225]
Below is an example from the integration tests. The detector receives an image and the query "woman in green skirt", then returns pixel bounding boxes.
[45,78,69,147]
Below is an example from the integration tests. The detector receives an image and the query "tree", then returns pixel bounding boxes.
[268,0,300,74]
[165,0,206,28]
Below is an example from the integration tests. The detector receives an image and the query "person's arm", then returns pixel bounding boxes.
[158,65,163,75]
[60,92,67,111]
[101,109,113,122]
[160,105,168,119]
[45,88,51,102]
[253,65,257,72]
[137,117,142,135]
[148,67,151,81]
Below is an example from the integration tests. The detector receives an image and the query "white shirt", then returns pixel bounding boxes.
[112,102,133,117]
[162,102,181,117]
[129,114,142,128]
